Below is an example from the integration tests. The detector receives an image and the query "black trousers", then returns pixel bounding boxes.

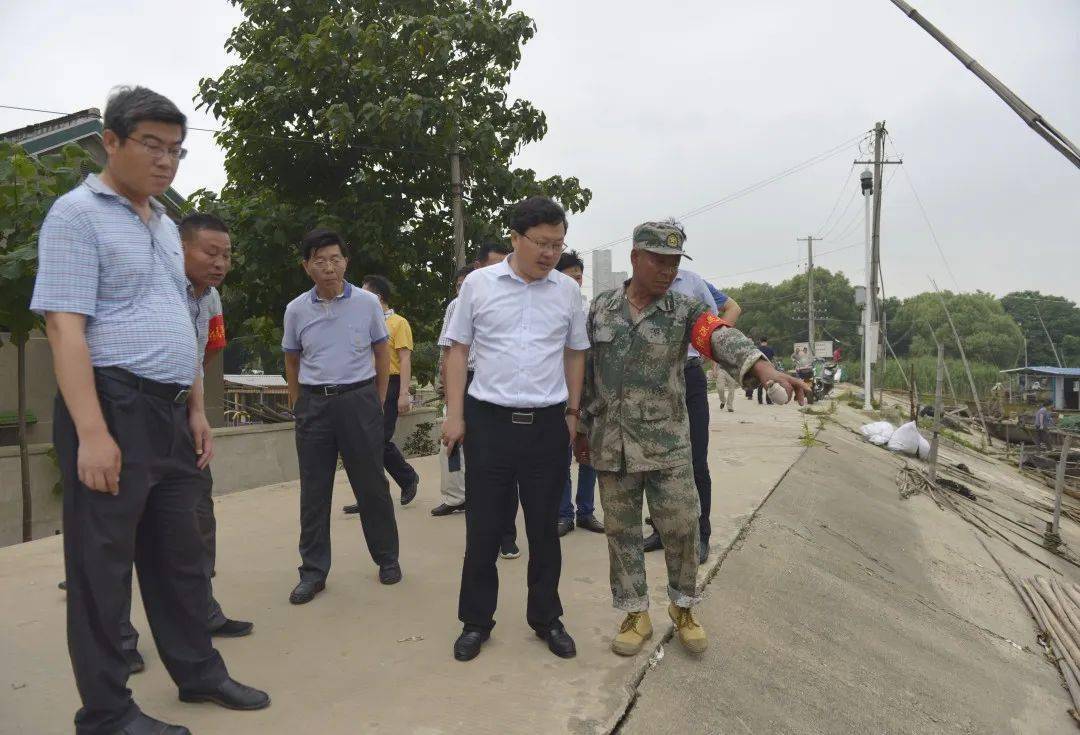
[684,361,712,541]
[383,375,419,492]
[462,371,517,545]
[459,397,568,633]
[295,382,398,582]
[57,370,228,735]
[119,467,226,652]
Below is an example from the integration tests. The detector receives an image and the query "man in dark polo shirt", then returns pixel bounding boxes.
[31,86,268,735]
[283,228,401,604]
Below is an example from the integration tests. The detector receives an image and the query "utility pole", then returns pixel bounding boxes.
[798,235,816,352]
[928,344,945,484]
[855,123,901,410]
[450,148,466,269]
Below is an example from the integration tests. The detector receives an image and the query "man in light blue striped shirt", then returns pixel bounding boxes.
[31,86,267,735]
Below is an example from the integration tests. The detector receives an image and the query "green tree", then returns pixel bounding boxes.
[891,291,1023,367]
[193,0,591,369]
[1000,290,1080,367]
[724,268,860,364]
[0,142,93,541]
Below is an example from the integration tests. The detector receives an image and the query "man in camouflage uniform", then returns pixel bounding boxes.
[574,221,805,657]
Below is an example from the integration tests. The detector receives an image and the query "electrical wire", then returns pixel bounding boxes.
[579,130,872,255]
[812,163,856,238]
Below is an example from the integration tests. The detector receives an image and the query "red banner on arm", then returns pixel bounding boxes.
[206,314,227,353]
[690,312,733,358]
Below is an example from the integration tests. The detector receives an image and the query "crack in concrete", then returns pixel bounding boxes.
[606,443,813,734]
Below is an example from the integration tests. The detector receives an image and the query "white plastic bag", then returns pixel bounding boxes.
[888,421,930,459]
[860,421,896,446]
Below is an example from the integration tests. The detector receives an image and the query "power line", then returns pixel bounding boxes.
[0,103,447,157]
[813,164,856,238]
[580,130,872,255]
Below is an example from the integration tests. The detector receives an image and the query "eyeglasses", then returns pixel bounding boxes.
[520,232,566,254]
[310,256,346,269]
[130,137,188,161]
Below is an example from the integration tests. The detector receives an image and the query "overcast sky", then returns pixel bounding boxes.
[3,0,1077,302]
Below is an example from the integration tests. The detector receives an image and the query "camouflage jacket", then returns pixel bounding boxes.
[580,285,765,473]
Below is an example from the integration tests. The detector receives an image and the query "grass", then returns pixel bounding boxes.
[846,355,1003,403]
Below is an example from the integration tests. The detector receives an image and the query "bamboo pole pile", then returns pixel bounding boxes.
[1020,576,1080,725]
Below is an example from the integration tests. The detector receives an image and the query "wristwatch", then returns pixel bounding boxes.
[564,407,581,417]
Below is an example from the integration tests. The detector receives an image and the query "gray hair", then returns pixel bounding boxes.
[103,86,187,141]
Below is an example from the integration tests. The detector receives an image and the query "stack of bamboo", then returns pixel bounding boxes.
[1017,575,1080,725]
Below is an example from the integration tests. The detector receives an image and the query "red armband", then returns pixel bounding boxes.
[690,312,733,358]
[206,314,227,353]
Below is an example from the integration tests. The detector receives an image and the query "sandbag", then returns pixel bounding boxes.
[888,421,930,459]
[860,421,896,446]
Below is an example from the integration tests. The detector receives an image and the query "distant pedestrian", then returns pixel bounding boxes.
[747,337,777,404]
[1035,401,1055,448]
[441,196,589,663]
[714,364,739,412]
[341,274,420,514]
[555,250,602,537]
[475,240,512,268]
[32,86,268,735]
[432,265,475,517]
[283,228,401,605]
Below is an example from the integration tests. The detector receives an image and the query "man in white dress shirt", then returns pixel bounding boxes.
[442,196,589,662]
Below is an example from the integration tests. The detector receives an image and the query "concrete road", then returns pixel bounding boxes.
[1,392,809,734]
[620,422,1077,735]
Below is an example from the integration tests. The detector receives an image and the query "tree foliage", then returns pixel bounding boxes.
[193,0,591,370]
[886,291,1024,367]
[0,143,93,344]
[1000,290,1080,366]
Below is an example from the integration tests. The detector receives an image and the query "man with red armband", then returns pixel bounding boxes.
[574,221,806,658]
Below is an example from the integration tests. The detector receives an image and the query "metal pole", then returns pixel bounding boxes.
[798,236,816,352]
[888,0,1080,168]
[931,278,992,446]
[450,149,465,269]
[1050,434,1073,542]
[1034,302,1063,368]
[928,344,945,483]
[863,184,873,411]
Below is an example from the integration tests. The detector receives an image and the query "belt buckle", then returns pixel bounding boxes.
[173,388,190,405]
[323,385,339,396]
[511,412,534,425]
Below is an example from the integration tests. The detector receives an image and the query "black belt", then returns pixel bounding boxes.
[470,397,564,426]
[302,377,374,396]
[95,367,191,405]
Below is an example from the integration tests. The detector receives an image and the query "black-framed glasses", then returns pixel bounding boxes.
[130,137,188,161]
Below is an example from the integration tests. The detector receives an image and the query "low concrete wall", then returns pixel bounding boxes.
[0,407,442,547]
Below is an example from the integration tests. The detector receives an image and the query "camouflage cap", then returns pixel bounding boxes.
[631,221,693,260]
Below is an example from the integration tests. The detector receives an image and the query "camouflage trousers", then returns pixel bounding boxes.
[597,464,701,612]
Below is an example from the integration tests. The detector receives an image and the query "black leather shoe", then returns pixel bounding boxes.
[576,515,605,533]
[342,503,360,514]
[643,530,663,552]
[453,630,489,661]
[379,562,402,585]
[289,579,325,604]
[115,712,190,734]
[124,648,145,675]
[535,627,577,659]
[557,518,574,537]
[401,479,418,506]
[179,677,270,710]
[431,502,466,517]
[211,619,254,638]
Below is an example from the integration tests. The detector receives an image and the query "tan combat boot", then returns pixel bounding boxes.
[611,611,653,656]
[668,603,708,654]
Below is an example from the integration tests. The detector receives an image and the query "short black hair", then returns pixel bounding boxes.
[301,228,349,260]
[476,241,511,264]
[759,337,769,343]
[362,274,393,302]
[557,250,584,273]
[454,264,476,282]
[508,196,568,236]
[179,212,229,243]
[104,86,187,141]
